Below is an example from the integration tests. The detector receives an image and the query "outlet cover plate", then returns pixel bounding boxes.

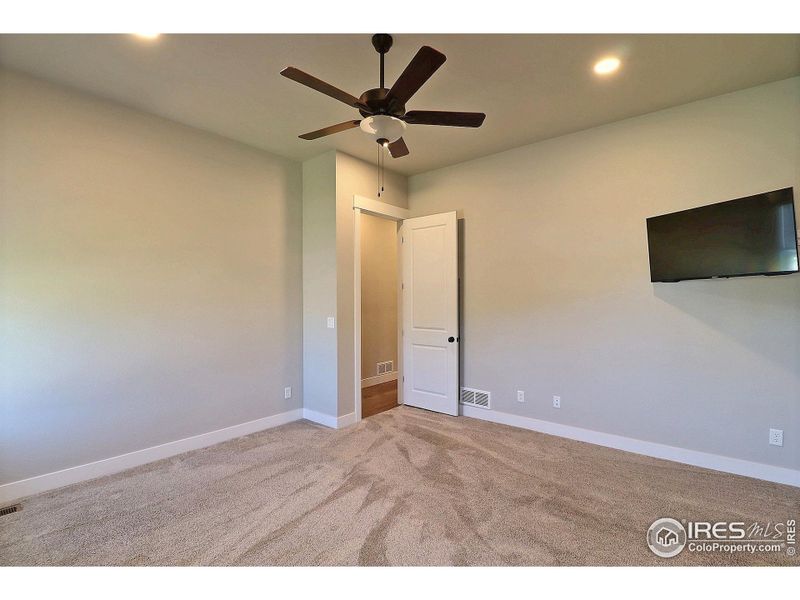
[769,428,783,447]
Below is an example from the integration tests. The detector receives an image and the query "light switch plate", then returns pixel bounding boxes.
[327,317,335,329]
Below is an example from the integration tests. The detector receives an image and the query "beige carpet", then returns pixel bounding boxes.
[1,406,797,566]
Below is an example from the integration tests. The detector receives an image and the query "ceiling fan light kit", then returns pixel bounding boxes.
[359,115,406,144]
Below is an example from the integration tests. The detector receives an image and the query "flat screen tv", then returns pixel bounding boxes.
[646,187,798,282]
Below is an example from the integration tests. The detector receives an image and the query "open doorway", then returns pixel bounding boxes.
[354,196,458,421]
[359,211,400,418]
[353,195,409,422]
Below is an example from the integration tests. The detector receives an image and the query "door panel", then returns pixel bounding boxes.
[411,225,447,329]
[401,212,458,416]
[411,344,448,395]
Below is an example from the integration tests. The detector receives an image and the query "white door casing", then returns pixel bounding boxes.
[401,211,459,416]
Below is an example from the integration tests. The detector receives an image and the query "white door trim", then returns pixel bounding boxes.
[354,194,410,220]
[353,195,407,423]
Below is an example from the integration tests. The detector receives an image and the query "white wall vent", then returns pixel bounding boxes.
[377,360,394,375]
[460,387,491,409]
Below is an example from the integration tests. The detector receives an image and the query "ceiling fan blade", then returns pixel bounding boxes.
[403,110,486,127]
[299,120,361,140]
[385,46,446,106]
[387,137,409,158]
[281,67,367,110]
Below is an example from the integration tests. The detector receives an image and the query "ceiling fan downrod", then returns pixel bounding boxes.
[371,34,393,90]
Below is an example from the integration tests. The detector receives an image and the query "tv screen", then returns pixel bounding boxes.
[646,187,798,282]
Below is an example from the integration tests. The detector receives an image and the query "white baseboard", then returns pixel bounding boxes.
[361,371,398,388]
[0,408,303,504]
[337,411,358,428]
[461,406,800,488]
[302,409,357,429]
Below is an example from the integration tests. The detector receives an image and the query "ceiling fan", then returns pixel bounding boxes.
[280,34,486,158]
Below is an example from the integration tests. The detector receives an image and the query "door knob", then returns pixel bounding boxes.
[448,336,455,343]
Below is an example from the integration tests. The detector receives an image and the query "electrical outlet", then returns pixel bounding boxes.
[327,316,335,329]
[769,428,783,447]
[553,395,561,409]
[517,390,525,403]
[284,387,292,399]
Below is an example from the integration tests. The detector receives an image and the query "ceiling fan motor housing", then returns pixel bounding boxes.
[358,88,405,118]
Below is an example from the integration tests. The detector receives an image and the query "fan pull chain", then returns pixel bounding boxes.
[377,143,386,198]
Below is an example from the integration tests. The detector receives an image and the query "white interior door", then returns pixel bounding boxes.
[401,211,459,416]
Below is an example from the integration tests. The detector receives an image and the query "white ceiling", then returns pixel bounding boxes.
[1,34,798,175]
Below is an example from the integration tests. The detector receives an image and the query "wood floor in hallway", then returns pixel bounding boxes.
[362,380,398,418]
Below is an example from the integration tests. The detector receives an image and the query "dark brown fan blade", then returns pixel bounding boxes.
[281,67,367,110]
[385,46,446,106]
[299,120,361,140]
[387,137,409,158]
[403,111,486,127]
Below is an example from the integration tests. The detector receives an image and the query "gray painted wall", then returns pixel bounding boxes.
[302,152,339,417]
[0,70,303,484]
[408,78,800,469]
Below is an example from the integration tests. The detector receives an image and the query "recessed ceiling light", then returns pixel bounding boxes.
[133,33,160,40]
[594,56,621,75]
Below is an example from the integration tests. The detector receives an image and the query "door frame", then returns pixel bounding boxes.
[353,195,410,422]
